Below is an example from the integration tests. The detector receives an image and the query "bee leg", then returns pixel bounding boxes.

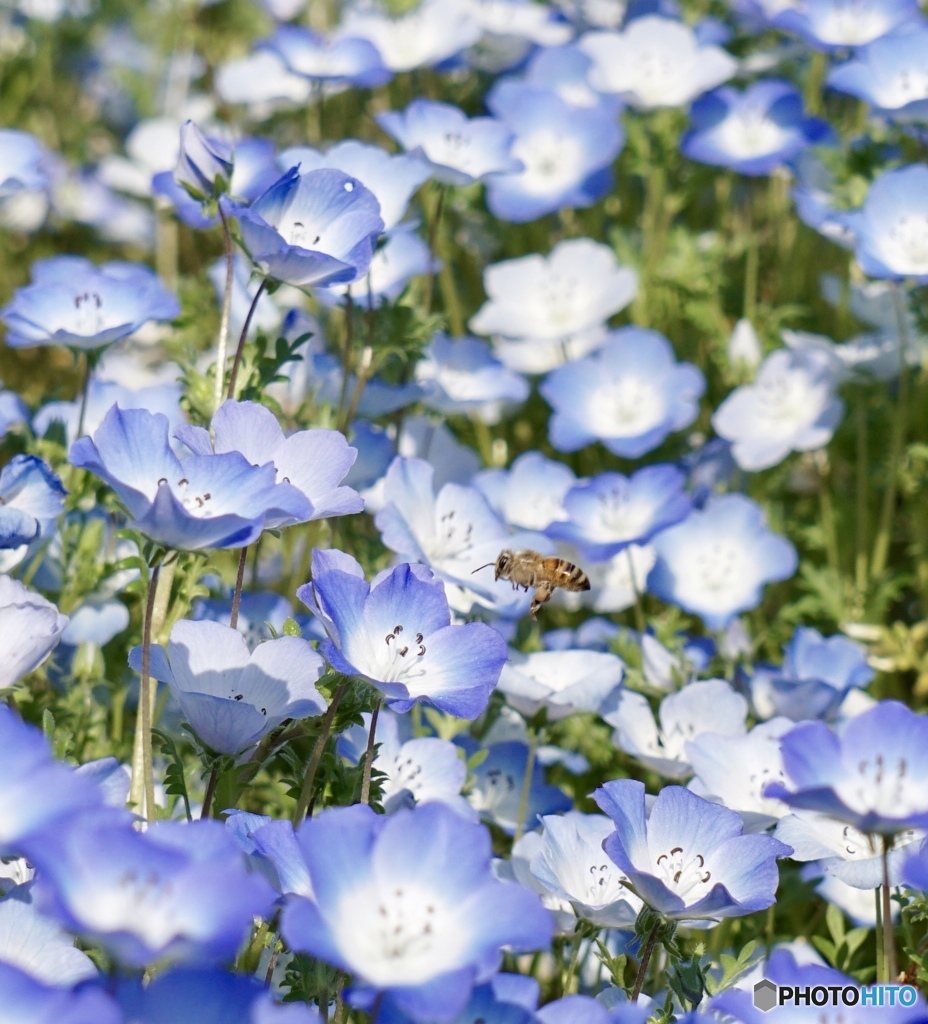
[530,584,554,619]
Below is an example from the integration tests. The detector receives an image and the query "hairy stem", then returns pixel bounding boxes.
[230,545,249,630]
[632,920,662,1002]
[293,682,348,824]
[213,204,235,414]
[360,699,383,805]
[226,277,268,400]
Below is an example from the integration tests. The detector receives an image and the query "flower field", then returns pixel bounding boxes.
[3,0,928,1021]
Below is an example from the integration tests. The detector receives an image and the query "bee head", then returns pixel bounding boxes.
[495,550,514,580]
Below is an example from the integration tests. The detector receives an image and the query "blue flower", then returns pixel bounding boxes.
[377,973,544,1024]
[234,167,384,288]
[300,547,507,719]
[277,139,429,232]
[0,703,111,860]
[682,81,831,176]
[648,493,797,629]
[548,466,692,560]
[498,648,624,720]
[0,455,66,550]
[0,129,55,198]
[463,740,572,834]
[771,0,920,50]
[712,348,844,471]
[469,238,638,375]
[540,327,705,458]
[595,779,791,921]
[280,803,552,1021]
[193,590,294,650]
[173,120,233,202]
[261,25,389,87]
[485,82,623,222]
[377,99,522,187]
[129,619,327,755]
[416,333,529,422]
[840,164,928,282]
[117,967,323,1024]
[32,815,274,969]
[176,400,363,529]
[1,256,180,350]
[749,626,874,722]
[764,700,928,835]
[579,16,736,108]
[0,577,69,691]
[0,961,120,1024]
[70,404,288,551]
[604,679,748,780]
[827,25,928,116]
[474,451,577,532]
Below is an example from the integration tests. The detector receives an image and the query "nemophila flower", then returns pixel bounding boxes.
[70,404,290,551]
[0,455,66,550]
[33,815,274,969]
[682,81,830,176]
[0,703,113,860]
[215,47,312,111]
[470,237,638,349]
[579,16,736,109]
[764,700,928,835]
[464,740,571,834]
[278,141,429,233]
[233,166,384,289]
[541,327,705,458]
[498,649,624,721]
[176,400,362,529]
[775,810,922,888]
[537,997,653,1024]
[548,466,692,560]
[827,25,928,116]
[711,348,844,471]
[224,812,313,899]
[578,544,657,615]
[772,0,921,49]
[484,82,622,223]
[648,493,798,630]
[377,100,521,187]
[0,576,68,690]
[300,547,507,719]
[687,718,794,831]
[280,802,553,1022]
[0,883,97,985]
[340,0,482,72]
[374,457,550,617]
[839,164,928,282]
[338,709,475,819]
[129,619,326,755]
[522,43,622,111]
[415,334,529,423]
[377,972,544,1024]
[117,967,323,1024]
[604,679,748,780]
[261,25,389,87]
[193,591,293,651]
[1,255,179,350]
[0,129,57,232]
[749,627,874,722]
[474,451,576,532]
[527,811,643,928]
[595,779,791,921]
[0,961,120,1024]
[172,119,233,202]
[544,617,623,653]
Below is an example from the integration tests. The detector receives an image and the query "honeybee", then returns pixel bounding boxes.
[472,549,591,620]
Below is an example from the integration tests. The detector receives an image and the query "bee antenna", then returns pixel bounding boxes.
[471,562,496,575]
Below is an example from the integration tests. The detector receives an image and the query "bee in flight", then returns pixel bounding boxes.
[472,549,591,620]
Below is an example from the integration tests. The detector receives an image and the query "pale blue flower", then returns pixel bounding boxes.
[173,120,233,202]
[579,16,736,108]
[474,451,576,532]
[772,0,920,50]
[827,24,928,117]
[595,779,791,920]
[498,648,624,720]
[261,25,389,86]
[0,455,66,550]
[541,327,705,457]
[712,348,845,471]
[0,576,68,691]
[649,493,797,629]
[377,100,522,187]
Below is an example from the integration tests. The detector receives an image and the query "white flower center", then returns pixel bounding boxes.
[654,845,712,900]
[693,542,740,592]
[582,860,628,906]
[605,376,664,434]
[883,213,928,272]
[156,476,215,518]
[72,291,105,335]
[427,508,476,561]
[819,1,892,44]
[720,110,789,159]
[595,486,653,541]
[836,751,916,817]
[282,218,324,251]
[374,622,428,684]
[515,130,582,191]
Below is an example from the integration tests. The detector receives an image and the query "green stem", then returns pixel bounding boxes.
[360,699,383,806]
[213,204,235,414]
[626,547,646,634]
[819,471,840,578]
[136,562,161,822]
[226,277,268,400]
[562,926,586,996]
[513,728,540,843]
[882,837,898,982]
[632,919,662,1002]
[423,183,446,314]
[229,545,249,630]
[875,880,885,983]
[293,681,348,823]
[200,764,218,820]
[871,289,911,579]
